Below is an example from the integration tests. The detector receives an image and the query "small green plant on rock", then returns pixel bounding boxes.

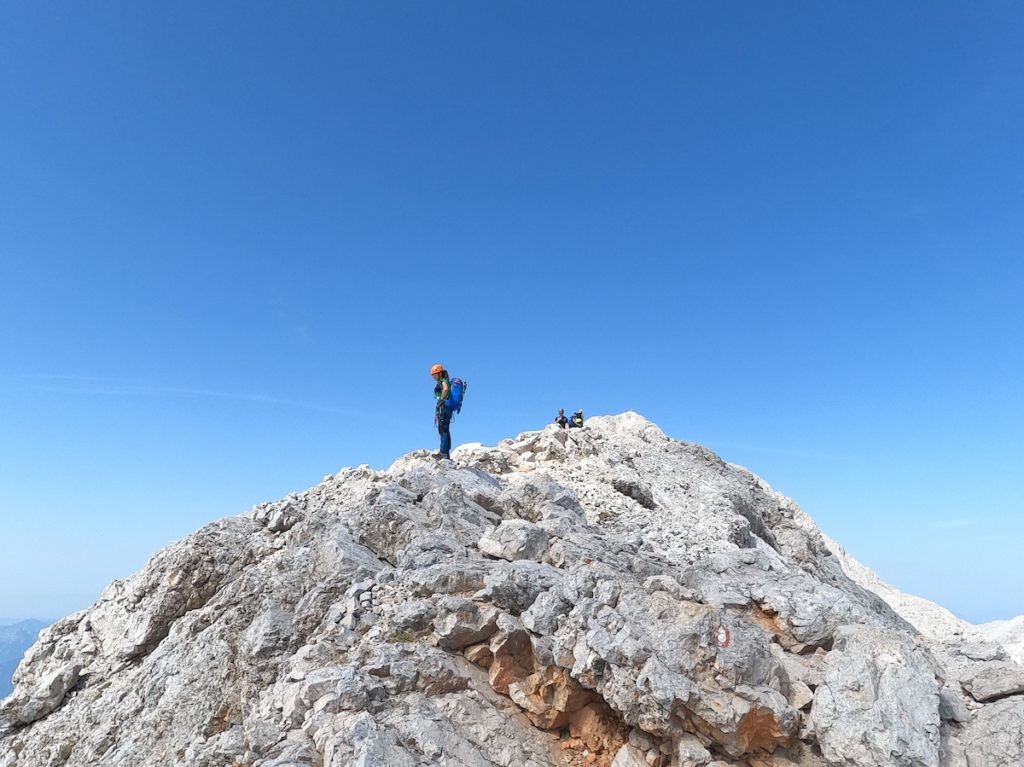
[388,628,417,643]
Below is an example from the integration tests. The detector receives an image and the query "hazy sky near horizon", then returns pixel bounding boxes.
[1,3,1022,624]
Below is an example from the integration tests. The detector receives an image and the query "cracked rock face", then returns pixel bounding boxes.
[1,412,1021,767]
[810,625,943,766]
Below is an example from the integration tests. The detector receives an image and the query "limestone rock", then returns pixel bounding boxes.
[811,624,943,767]
[611,743,648,767]
[956,642,1008,663]
[478,519,551,562]
[433,597,499,651]
[463,642,493,668]
[508,665,597,729]
[955,695,1024,765]
[253,501,302,533]
[1,412,1019,767]
[959,660,1024,702]
[673,732,712,766]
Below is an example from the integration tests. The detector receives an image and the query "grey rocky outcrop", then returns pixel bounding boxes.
[810,625,943,766]
[958,661,1024,703]
[1,413,1020,767]
[478,519,550,562]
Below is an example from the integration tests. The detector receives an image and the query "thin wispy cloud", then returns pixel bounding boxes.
[899,203,933,221]
[270,295,314,344]
[9,374,407,424]
[928,517,977,531]
[709,440,842,462]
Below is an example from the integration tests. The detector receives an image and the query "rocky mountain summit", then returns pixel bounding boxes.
[2,413,1022,767]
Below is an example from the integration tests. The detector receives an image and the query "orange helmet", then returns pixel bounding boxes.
[430,363,444,376]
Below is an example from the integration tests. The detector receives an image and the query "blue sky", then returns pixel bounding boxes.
[1,2,1021,624]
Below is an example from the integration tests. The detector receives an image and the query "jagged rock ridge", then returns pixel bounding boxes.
[1,413,1022,766]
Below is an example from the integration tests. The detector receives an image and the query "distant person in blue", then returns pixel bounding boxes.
[431,363,452,459]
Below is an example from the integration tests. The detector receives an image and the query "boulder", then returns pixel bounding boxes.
[478,519,551,562]
[959,660,1024,702]
[811,625,943,767]
[433,597,499,651]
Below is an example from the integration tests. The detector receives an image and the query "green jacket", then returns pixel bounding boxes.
[434,375,451,406]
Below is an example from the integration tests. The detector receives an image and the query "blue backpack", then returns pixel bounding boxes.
[446,378,467,414]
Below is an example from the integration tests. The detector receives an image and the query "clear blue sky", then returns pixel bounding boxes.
[1,3,1021,624]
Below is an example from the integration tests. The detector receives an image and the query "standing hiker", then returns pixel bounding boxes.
[430,363,468,459]
[431,363,451,458]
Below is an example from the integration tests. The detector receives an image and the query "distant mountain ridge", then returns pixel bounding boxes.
[0,621,47,699]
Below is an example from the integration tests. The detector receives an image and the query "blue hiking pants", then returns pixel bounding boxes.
[436,405,452,456]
